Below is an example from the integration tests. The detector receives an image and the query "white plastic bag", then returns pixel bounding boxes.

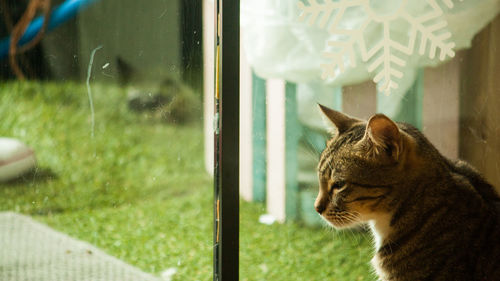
[241,0,500,96]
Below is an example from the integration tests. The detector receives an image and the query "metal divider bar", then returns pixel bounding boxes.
[213,0,240,280]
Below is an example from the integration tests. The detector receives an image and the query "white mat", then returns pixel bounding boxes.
[0,212,162,281]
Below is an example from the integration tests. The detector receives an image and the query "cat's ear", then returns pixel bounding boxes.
[318,104,360,134]
[363,114,401,159]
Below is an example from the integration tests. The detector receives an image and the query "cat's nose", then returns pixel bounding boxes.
[315,203,326,214]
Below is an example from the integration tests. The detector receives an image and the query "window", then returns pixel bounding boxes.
[0,0,209,280]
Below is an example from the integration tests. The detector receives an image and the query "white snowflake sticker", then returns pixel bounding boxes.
[298,0,462,94]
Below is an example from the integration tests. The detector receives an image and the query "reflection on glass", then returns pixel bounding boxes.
[0,0,209,280]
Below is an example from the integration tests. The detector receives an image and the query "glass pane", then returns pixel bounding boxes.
[0,0,210,280]
[238,0,500,280]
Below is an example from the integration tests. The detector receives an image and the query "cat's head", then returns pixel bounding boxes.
[315,104,428,229]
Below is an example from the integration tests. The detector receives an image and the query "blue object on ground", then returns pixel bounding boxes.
[0,0,99,60]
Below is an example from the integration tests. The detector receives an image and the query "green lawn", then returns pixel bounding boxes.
[0,81,375,280]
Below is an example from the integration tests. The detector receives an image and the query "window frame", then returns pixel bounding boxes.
[213,0,240,280]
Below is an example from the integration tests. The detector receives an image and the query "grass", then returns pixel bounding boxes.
[0,81,375,280]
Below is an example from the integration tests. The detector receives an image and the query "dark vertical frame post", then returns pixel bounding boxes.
[213,0,239,280]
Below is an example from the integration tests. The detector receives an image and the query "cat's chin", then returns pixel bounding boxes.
[320,215,360,229]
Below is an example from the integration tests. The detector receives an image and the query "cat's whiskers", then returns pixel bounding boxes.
[303,133,324,156]
[341,212,361,239]
[303,144,321,161]
[339,210,360,222]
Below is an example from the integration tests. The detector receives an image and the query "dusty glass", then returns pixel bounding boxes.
[0,0,210,280]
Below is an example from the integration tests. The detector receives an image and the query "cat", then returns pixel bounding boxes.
[116,57,200,124]
[315,104,500,281]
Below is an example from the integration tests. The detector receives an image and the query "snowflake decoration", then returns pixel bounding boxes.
[298,0,462,94]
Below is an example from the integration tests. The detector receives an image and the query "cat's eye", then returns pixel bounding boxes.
[330,181,346,192]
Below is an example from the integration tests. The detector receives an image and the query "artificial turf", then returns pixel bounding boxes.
[0,81,375,280]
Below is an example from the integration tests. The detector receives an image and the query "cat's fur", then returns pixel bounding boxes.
[315,104,500,281]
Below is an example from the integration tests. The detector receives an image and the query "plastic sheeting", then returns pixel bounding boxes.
[241,0,500,96]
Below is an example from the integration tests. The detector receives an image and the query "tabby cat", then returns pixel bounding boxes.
[315,104,500,281]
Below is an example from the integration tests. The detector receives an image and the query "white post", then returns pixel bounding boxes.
[266,79,287,223]
[239,43,254,201]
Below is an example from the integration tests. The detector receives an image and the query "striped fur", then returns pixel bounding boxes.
[316,105,500,281]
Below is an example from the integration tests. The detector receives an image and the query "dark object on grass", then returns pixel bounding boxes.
[128,92,169,113]
[117,57,201,124]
